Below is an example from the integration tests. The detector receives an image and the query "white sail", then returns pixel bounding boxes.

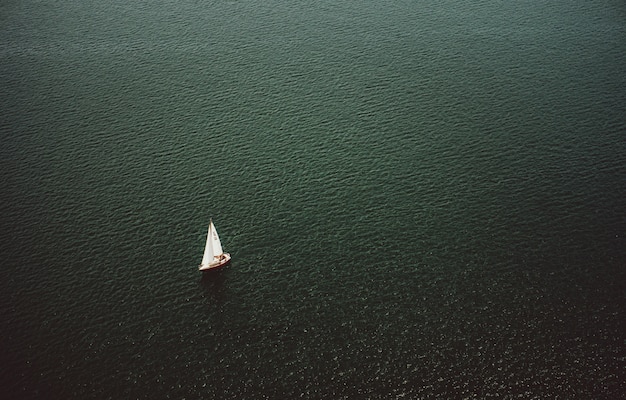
[201,224,215,265]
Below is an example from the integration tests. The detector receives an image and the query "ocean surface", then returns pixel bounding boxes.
[1,1,625,398]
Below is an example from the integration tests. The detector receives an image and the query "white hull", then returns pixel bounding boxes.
[199,252,231,271]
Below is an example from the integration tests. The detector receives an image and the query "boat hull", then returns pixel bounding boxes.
[199,253,231,271]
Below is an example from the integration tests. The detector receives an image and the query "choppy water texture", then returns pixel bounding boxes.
[1,1,625,398]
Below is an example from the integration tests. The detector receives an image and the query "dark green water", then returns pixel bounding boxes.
[1,0,625,398]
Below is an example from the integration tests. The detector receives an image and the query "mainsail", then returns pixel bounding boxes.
[210,221,223,256]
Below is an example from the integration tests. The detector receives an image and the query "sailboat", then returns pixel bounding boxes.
[199,219,231,271]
